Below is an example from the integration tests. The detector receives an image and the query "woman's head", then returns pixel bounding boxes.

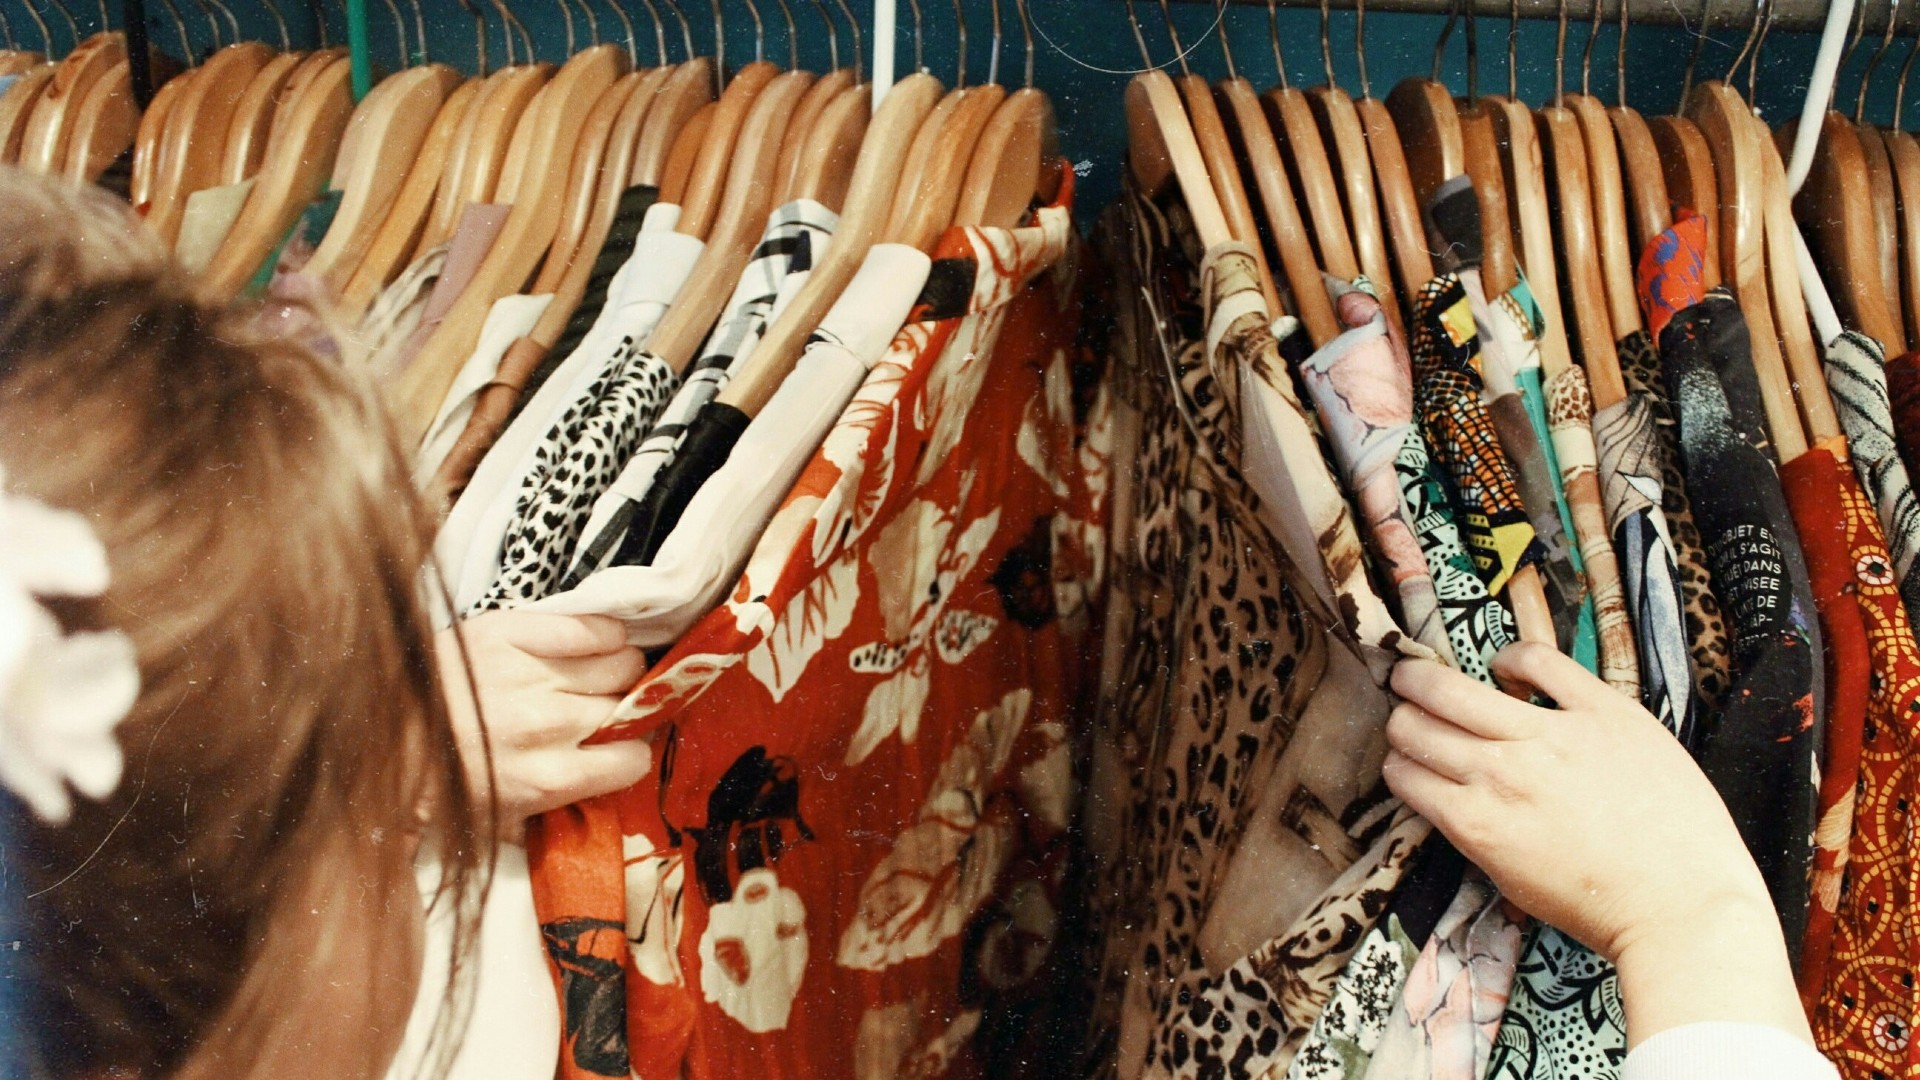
[0,171,486,1080]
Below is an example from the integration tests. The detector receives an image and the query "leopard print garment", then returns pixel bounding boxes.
[472,350,680,611]
[1616,329,1731,715]
[1080,187,1414,1080]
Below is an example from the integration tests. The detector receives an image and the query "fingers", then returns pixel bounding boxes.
[1390,657,1540,741]
[545,646,649,697]
[548,740,655,809]
[1488,640,1620,712]
[1381,747,1466,823]
[495,611,631,659]
[1385,701,1493,784]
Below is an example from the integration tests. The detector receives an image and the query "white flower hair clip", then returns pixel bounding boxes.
[0,465,138,824]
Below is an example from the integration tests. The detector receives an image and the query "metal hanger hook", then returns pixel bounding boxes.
[1582,0,1602,97]
[1554,0,1568,105]
[1154,0,1189,77]
[989,0,1004,85]
[1217,0,1237,80]
[742,0,767,64]
[1680,0,1714,101]
[661,0,695,63]
[1895,0,1920,123]
[1356,0,1371,97]
[46,0,83,52]
[1465,0,1478,101]
[951,0,966,86]
[808,0,838,70]
[1508,0,1520,98]
[832,0,860,82]
[452,0,488,73]
[1858,0,1902,120]
[381,0,409,65]
[904,0,921,72]
[1431,0,1460,84]
[770,0,796,69]
[204,0,239,45]
[0,6,17,50]
[1266,0,1290,89]
[606,0,640,64]
[1321,0,1336,86]
[1018,0,1034,85]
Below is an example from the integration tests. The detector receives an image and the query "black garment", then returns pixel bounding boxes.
[1659,289,1821,954]
[513,184,660,422]
[608,403,752,568]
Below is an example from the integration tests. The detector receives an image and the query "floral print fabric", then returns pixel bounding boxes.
[526,167,1106,1080]
[1809,469,1920,1080]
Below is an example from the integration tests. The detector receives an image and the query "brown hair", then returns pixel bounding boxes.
[0,172,489,1080]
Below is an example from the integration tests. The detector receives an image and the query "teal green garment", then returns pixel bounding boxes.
[1508,276,1602,676]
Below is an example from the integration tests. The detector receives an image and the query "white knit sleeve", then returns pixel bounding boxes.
[1622,1022,1839,1080]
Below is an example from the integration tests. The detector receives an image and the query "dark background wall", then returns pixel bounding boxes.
[3,0,1905,215]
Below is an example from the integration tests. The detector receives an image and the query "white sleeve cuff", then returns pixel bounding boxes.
[1623,1022,1839,1080]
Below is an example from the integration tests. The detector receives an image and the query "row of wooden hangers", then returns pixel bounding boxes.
[1122,0,1895,648]
[0,0,1058,463]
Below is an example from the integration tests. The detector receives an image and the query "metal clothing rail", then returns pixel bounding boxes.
[1170,0,1885,34]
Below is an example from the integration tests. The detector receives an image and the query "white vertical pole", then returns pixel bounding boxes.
[873,0,896,110]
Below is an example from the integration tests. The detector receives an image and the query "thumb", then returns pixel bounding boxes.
[497,611,631,659]
[1489,640,1618,712]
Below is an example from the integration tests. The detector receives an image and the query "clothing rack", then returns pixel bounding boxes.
[1177,0,1888,34]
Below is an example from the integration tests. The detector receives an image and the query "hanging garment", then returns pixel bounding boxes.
[1780,442,1872,1009]
[1824,331,1920,619]
[1595,330,1697,745]
[1078,179,1429,1080]
[173,177,254,274]
[563,199,839,586]
[545,184,661,373]
[1658,289,1821,955]
[525,169,1104,1080]
[1808,471,1920,1080]
[351,239,449,367]
[435,211,705,618]
[1292,277,1455,662]
[1885,350,1920,481]
[416,293,556,485]
[1408,273,1543,597]
[1425,176,1601,673]
[1360,874,1524,1080]
[359,204,512,380]
[1633,212,1736,717]
[532,239,932,640]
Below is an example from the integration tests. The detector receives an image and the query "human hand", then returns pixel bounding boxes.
[1382,642,1810,1047]
[438,610,652,836]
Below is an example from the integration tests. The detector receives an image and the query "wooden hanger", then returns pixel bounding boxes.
[1266,78,1359,281]
[18,31,125,174]
[712,71,942,421]
[1456,102,1517,295]
[1128,67,1232,250]
[1386,74,1464,209]
[519,63,674,350]
[0,65,55,163]
[1885,126,1920,351]
[1313,82,1403,335]
[130,65,189,206]
[1610,104,1669,253]
[781,79,869,208]
[1181,72,1282,315]
[1538,104,1623,400]
[419,62,553,252]
[302,65,463,287]
[195,56,356,297]
[146,42,275,245]
[1221,74,1340,346]
[658,100,712,203]
[955,84,1055,230]
[645,68,813,371]
[527,71,648,298]
[336,77,483,316]
[1859,122,1904,335]
[1689,80,1806,460]
[674,60,780,239]
[1485,93,1581,391]
[221,49,308,184]
[1645,118,1720,286]
[61,56,134,181]
[0,51,44,77]
[1754,103,1841,447]
[392,45,625,442]
[891,83,1003,249]
[1785,110,1905,356]
[1565,92,1642,356]
[631,57,714,187]
[776,65,856,197]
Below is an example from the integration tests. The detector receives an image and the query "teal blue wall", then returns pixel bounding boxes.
[5,0,1902,215]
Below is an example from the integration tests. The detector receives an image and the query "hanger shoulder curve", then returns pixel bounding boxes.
[1456,102,1517,297]
[220,50,308,186]
[1608,103,1670,254]
[61,56,135,182]
[528,70,646,297]
[885,86,966,241]
[1538,104,1624,406]
[784,81,868,209]
[423,63,553,250]
[1858,123,1903,336]
[776,67,855,199]
[675,60,779,239]
[632,58,715,188]
[1885,128,1920,354]
[1786,110,1903,353]
[1486,94,1576,377]
[1263,83,1357,279]
[147,42,276,245]
[955,86,1055,232]
[1358,93,1435,304]
[1754,106,1839,445]
[1184,73,1281,314]
[337,77,484,318]
[893,83,1002,248]
[130,66,190,207]
[716,71,944,420]
[1225,76,1339,346]
[19,31,125,174]
[1311,84,1400,336]
[1386,76,1464,208]
[0,52,44,77]
[1566,93,1641,339]
[1645,114,1719,287]
[0,65,56,165]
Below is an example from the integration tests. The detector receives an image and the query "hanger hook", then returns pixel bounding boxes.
[1615,0,1629,106]
[662,0,695,62]
[741,0,766,64]
[990,0,1006,84]
[0,6,17,50]
[1895,0,1920,123]
[1465,0,1478,101]
[1320,0,1335,85]
[1554,0,1569,105]
[381,0,409,65]
[1859,0,1901,119]
[1681,0,1714,100]
[46,0,83,52]
[951,0,965,85]
[18,0,52,55]
[1749,0,1774,100]
[582,0,605,48]
[904,0,921,72]
[452,0,488,73]
[1205,0,1231,80]
[606,0,639,64]
[1354,0,1371,97]
[1265,0,1290,88]
[1582,0,1602,97]
[638,0,669,64]
[1019,0,1033,86]
[809,0,838,70]
[1840,0,1871,88]
[258,0,292,49]
[207,0,240,45]
[1155,0,1189,77]
[1725,0,1764,82]
[771,0,796,69]
[184,0,221,49]
[1432,0,1459,85]
[407,0,428,61]
[833,0,861,81]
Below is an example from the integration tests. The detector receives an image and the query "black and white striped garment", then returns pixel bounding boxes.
[1826,329,1920,618]
[559,199,839,589]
